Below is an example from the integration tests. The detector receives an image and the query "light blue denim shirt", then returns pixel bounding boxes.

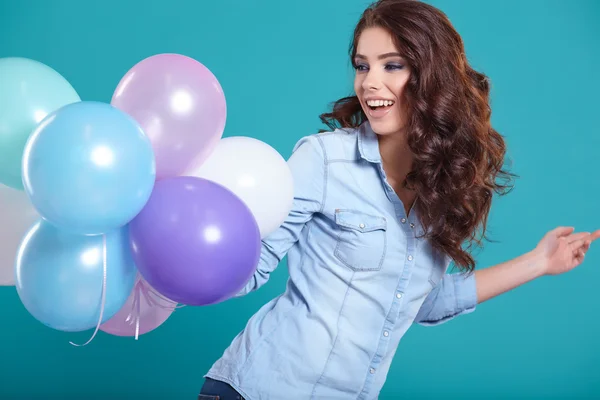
[205,122,478,399]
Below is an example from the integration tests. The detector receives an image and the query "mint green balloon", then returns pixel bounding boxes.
[0,57,80,190]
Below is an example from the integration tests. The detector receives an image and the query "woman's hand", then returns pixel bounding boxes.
[533,227,600,276]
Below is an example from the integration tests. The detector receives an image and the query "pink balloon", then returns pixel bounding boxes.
[111,54,226,180]
[100,275,178,338]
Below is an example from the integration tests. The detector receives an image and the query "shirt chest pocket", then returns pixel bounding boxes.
[333,209,388,272]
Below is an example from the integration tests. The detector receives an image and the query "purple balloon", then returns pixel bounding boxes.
[129,176,260,306]
[111,54,226,181]
[100,275,177,337]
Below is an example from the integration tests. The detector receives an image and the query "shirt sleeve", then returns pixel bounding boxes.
[235,135,327,296]
[413,271,478,326]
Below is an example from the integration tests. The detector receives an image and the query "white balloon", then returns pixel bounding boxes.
[186,136,294,238]
[0,184,40,285]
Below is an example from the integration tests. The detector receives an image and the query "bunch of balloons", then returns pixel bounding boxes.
[0,54,293,341]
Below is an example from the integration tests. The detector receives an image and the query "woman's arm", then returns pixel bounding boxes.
[236,135,327,296]
[415,227,599,326]
[475,227,600,304]
[474,249,545,303]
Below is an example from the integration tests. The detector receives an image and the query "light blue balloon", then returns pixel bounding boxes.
[0,57,81,191]
[15,220,137,332]
[22,101,156,235]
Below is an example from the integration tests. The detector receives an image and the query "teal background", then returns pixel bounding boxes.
[1,0,599,398]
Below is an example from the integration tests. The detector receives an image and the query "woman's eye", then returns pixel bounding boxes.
[385,63,405,71]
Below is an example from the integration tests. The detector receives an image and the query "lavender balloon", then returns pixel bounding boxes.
[100,275,177,338]
[129,176,260,306]
[111,54,226,181]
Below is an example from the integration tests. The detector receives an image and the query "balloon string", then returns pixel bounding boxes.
[125,284,139,324]
[125,280,143,340]
[70,234,107,347]
[134,286,141,340]
[122,278,183,340]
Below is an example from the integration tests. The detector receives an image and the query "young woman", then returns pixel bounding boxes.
[198,1,599,399]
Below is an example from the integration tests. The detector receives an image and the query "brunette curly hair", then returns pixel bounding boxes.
[320,0,517,273]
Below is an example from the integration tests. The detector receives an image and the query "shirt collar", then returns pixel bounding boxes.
[357,121,381,163]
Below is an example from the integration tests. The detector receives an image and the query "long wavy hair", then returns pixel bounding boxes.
[320,0,517,273]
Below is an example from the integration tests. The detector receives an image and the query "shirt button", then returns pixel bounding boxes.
[359,223,365,229]
[407,255,413,261]
[383,331,389,337]
[401,218,406,223]
[410,223,415,228]
[370,368,376,374]
[396,292,403,299]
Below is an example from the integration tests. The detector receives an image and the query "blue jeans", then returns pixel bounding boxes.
[198,377,245,400]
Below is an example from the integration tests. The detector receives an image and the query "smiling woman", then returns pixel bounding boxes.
[197,0,600,399]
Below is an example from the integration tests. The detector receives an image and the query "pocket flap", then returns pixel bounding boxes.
[334,209,387,232]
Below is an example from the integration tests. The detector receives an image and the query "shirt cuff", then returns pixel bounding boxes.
[454,271,478,313]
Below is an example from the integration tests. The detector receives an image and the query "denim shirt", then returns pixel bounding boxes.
[205,122,478,400]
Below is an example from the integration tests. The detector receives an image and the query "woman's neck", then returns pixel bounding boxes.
[377,131,413,187]
[376,131,417,215]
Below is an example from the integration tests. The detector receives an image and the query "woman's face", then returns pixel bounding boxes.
[353,26,411,136]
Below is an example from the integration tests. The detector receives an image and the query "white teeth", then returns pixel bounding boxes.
[366,99,394,107]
